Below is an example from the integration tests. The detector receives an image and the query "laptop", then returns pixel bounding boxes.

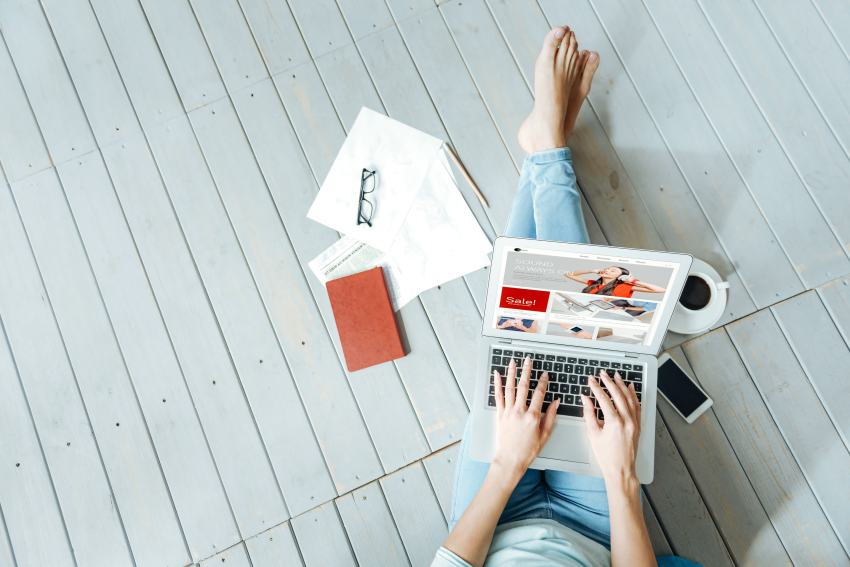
[468,237,692,483]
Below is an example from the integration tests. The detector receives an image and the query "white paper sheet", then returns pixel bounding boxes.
[307,107,493,310]
[307,108,444,252]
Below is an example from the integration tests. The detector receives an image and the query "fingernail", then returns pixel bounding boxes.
[554,28,565,38]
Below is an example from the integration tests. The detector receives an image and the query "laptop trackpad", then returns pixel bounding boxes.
[539,423,590,463]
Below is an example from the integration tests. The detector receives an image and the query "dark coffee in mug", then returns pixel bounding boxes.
[679,275,712,310]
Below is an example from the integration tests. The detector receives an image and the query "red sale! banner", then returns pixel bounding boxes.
[498,287,550,313]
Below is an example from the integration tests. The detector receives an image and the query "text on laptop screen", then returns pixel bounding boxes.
[490,248,680,348]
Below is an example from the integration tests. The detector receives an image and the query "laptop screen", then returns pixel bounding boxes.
[485,239,690,354]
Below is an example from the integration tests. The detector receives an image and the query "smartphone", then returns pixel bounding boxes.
[656,353,713,423]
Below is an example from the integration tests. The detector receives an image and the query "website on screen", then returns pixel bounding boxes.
[491,249,679,347]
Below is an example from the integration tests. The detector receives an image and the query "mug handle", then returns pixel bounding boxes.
[716,281,730,290]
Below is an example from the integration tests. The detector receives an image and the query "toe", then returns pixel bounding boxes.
[540,26,566,60]
[582,51,600,88]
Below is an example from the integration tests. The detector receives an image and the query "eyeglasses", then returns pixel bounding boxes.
[357,168,376,227]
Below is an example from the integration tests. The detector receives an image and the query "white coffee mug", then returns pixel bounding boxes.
[668,259,729,335]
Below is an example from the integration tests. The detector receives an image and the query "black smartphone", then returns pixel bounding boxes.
[657,354,713,423]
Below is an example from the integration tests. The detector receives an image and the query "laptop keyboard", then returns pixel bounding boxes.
[488,347,643,421]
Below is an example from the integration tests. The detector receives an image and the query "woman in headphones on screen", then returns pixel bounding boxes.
[564,266,667,298]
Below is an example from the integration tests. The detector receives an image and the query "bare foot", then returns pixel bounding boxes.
[518,27,582,154]
[564,50,600,141]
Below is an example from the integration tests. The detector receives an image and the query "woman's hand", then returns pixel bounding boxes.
[492,357,559,476]
[580,370,641,484]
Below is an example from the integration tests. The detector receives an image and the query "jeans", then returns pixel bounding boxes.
[449,148,611,547]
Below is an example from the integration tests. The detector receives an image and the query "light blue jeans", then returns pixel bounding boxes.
[450,148,609,546]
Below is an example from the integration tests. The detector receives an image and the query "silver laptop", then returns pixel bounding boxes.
[468,237,692,483]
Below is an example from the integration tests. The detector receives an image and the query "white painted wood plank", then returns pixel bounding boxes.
[246,523,304,567]
[0,0,95,165]
[32,0,291,538]
[334,0,395,40]
[484,0,666,251]
[137,0,227,111]
[645,0,850,288]
[537,0,757,321]
[699,0,850,256]
[88,0,186,129]
[336,482,411,566]
[236,0,311,75]
[291,502,357,567]
[381,462,447,567]
[661,348,791,565]
[0,506,16,567]
[773,291,850,449]
[230,79,430,471]
[590,0,807,305]
[755,0,850,156]
[188,98,384,491]
[388,5,518,235]
[0,317,76,567]
[200,543,252,567]
[728,310,850,553]
[644,410,734,567]
[286,0,357,60]
[439,0,530,167]
[313,43,384,126]
[17,162,239,561]
[91,0,339,513]
[819,277,850,345]
[813,0,850,62]
[39,0,142,146]
[188,0,269,93]
[145,114,337,515]
[384,0,434,22]
[83,144,291,536]
[0,36,51,182]
[422,442,460,522]
[10,163,191,567]
[0,175,134,567]
[683,329,849,564]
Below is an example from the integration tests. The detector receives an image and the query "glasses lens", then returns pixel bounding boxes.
[359,197,373,225]
[361,170,376,193]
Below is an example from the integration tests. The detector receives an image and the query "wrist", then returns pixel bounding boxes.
[489,456,526,487]
[604,470,640,499]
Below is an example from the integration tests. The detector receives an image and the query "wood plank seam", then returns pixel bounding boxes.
[638,0,850,279]
[725,322,850,558]
[750,0,850,161]
[808,0,850,64]
[692,0,850,265]
[82,0,314,521]
[584,0,793,308]
[0,176,140,565]
[675,344,798,565]
[0,313,78,567]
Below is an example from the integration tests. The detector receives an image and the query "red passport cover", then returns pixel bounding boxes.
[326,266,405,372]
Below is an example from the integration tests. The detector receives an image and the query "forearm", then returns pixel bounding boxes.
[606,476,656,567]
[442,461,522,567]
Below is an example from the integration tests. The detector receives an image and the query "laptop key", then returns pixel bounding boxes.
[611,362,621,369]
[579,376,588,385]
[569,375,579,384]
[549,383,559,392]
[501,356,511,365]
[533,360,542,370]
[543,361,553,372]
[570,385,580,394]
[565,364,573,373]
[560,383,570,393]
[581,386,591,396]
[546,354,556,361]
[502,349,511,356]
[574,365,584,374]
[622,363,632,370]
[535,353,545,360]
[556,355,566,362]
[544,392,553,402]
[600,360,610,367]
[554,362,563,373]
[492,355,501,364]
[589,359,599,366]
[488,396,496,406]
[568,357,577,363]
[596,409,605,421]
[493,348,502,355]
[564,394,574,405]
[634,382,642,392]
[557,373,569,383]
[578,358,588,364]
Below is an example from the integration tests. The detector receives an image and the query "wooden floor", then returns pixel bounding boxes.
[1,0,849,565]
